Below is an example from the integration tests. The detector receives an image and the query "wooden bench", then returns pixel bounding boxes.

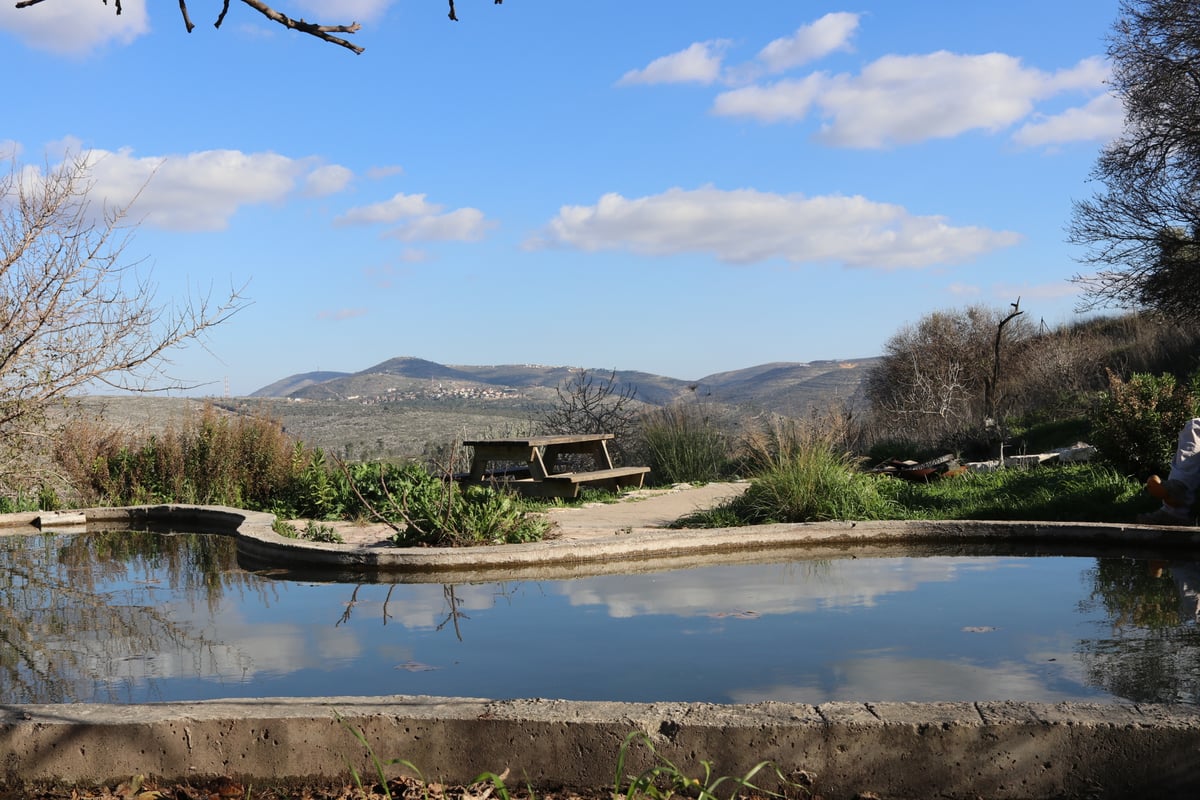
[537,465,651,498]
[459,434,651,499]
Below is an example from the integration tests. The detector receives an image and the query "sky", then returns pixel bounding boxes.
[0,0,1127,396]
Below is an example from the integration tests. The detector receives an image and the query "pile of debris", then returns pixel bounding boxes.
[868,444,1096,482]
[868,453,965,482]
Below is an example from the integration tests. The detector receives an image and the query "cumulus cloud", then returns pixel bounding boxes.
[337,193,494,242]
[715,51,1110,148]
[757,12,860,73]
[618,40,730,86]
[61,146,351,231]
[1012,92,1125,148]
[304,164,354,196]
[531,186,1020,270]
[336,193,442,225]
[0,0,148,55]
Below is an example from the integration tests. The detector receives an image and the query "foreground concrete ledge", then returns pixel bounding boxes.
[2,696,1199,798]
[3,505,1200,582]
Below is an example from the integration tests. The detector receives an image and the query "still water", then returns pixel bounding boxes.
[3,530,1199,705]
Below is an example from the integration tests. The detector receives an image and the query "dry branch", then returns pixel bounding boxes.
[16,0,506,54]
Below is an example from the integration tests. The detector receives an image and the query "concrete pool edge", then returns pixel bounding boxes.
[6,505,1200,797]
[7,503,1200,576]
[2,696,1200,799]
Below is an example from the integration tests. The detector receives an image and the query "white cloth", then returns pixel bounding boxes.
[1167,418,1200,509]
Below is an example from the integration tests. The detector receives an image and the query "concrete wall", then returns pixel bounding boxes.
[2,697,1200,799]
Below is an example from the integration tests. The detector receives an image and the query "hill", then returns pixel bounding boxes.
[73,357,878,464]
[250,355,878,415]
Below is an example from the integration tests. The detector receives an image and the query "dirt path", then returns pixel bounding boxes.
[297,482,749,548]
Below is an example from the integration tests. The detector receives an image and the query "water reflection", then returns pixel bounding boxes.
[1077,559,1200,704]
[1,531,262,703]
[3,530,1200,706]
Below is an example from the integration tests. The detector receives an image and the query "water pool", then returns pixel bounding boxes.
[3,529,1199,705]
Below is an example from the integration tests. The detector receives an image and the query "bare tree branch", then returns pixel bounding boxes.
[0,152,248,492]
[237,0,362,54]
[16,0,506,54]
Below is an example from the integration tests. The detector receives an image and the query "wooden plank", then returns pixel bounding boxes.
[462,433,614,448]
[541,466,651,485]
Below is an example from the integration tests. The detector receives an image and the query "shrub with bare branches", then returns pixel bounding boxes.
[0,153,244,498]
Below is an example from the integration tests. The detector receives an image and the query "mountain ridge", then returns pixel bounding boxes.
[250,356,880,415]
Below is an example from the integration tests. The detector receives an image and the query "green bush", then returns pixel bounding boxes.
[637,403,729,484]
[1088,370,1198,477]
[387,469,550,547]
[725,442,897,524]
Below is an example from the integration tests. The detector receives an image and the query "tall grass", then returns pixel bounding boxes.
[637,402,730,484]
[56,403,310,510]
[701,412,896,524]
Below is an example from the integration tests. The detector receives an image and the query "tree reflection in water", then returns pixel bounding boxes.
[0,530,266,704]
[1078,557,1200,704]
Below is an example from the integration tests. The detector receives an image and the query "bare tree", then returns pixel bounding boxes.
[0,153,245,493]
[865,305,1034,448]
[14,0,505,54]
[540,369,640,463]
[1069,0,1200,323]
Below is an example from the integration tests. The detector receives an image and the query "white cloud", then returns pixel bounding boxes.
[757,12,860,73]
[0,0,148,55]
[532,186,1020,270]
[338,193,494,242]
[384,207,492,242]
[304,164,354,196]
[711,73,827,122]
[67,147,350,231]
[336,192,442,225]
[618,40,730,86]
[713,52,1111,148]
[1012,93,1124,148]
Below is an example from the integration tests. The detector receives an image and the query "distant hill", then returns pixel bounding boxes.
[251,370,351,398]
[250,356,879,417]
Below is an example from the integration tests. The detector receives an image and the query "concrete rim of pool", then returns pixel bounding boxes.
[3,502,1200,799]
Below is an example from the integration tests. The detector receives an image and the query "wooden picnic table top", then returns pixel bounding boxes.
[462,434,614,448]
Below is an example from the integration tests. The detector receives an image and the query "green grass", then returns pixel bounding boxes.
[679,459,1155,527]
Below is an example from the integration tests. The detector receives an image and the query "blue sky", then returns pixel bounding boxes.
[0,0,1125,396]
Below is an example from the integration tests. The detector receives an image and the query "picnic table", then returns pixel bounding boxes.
[459,433,650,499]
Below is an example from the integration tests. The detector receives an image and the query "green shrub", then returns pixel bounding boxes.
[1088,370,1198,477]
[393,477,549,547]
[637,403,729,484]
[726,442,897,524]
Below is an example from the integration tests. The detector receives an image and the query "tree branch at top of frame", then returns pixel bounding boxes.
[14,0,506,54]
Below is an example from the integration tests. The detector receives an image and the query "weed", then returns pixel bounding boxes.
[613,731,806,800]
[335,711,424,800]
